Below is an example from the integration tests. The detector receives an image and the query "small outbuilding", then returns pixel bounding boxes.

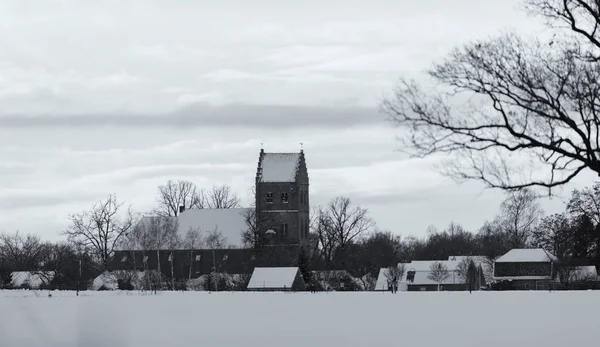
[247,267,306,291]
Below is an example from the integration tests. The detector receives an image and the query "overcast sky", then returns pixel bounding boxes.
[0,0,595,241]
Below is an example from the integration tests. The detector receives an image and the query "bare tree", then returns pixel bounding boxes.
[498,189,542,248]
[566,182,600,224]
[428,261,451,291]
[315,197,375,267]
[205,227,227,249]
[155,180,205,217]
[531,213,573,259]
[64,194,136,269]
[384,264,406,293]
[204,184,240,209]
[182,228,203,280]
[0,231,47,270]
[381,1,600,192]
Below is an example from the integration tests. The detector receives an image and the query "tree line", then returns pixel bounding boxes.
[2,175,600,290]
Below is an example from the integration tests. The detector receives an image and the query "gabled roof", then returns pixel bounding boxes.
[128,208,251,250]
[402,260,461,272]
[258,152,300,182]
[247,267,300,289]
[177,208,250,248]
[495,249,558,263]
[11,271,55,289]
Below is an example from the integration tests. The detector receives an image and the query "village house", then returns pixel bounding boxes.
[107,149,310,289]
[375,257,487,292]
[492,248,559,290]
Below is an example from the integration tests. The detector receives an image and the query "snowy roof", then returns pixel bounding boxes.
[11,271,55,289]
[404,270,464,286]
[247,267,299,289]
[177,208,250,248]
[495,249,558,263]
[402,260,461,272]
[448,255,492,273]
[375,268,389,290]
[259,153,300,182]
[129,208,251,249]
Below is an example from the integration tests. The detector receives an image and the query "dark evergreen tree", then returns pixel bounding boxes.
[571,214,595,260]
[296,247,312,289]
[465,260,479,293]
[0,265,12,289]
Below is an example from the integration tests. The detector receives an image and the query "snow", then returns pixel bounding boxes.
[495,249,558,263]
[10,271,55,288]
[259,153,300,182]
[247,267,299,289]
[177,208,250,248]
[1,290,598,346]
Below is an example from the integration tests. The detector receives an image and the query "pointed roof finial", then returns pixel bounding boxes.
[300,142,303,152]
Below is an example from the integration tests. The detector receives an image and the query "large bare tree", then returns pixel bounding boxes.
[381,0,600,192]
[64,194,136,269]
[314,197,375,267]
[498,188,543,248]
[205,184,240,209]
[155,180,205,217]
[155,181,240,216]
[0,231,47,271]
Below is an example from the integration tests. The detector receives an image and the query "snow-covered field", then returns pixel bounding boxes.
[1,290,598,346]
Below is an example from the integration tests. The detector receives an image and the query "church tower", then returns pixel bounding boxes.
[255,148,309,247]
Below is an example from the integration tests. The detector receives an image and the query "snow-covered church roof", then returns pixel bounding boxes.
[258,152,301,183]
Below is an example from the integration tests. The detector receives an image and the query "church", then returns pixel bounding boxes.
[109,148,310,288]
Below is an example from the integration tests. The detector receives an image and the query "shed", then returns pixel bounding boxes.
[247,267,305,291]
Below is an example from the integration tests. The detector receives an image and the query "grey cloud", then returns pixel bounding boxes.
[0,189,102,210]
[0,103,383,129]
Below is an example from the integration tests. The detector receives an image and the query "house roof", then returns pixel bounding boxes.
[177,208,250,248]
[375,268,389,290]
[405,270,464,286]
[11,271,55,288]
[402,260,461,272]
[258,153,300,182]
[495,249,558,263]
[448,255,493,274]
[128,208,251,250]
[247,267,300,289]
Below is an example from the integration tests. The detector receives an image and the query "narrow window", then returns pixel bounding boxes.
[195,254,201,261]
[266,192,273,204]
[168,253,173,262]
[281,192,289,204]
[282,223,288,237]
[121,255,128,262]
[143,255,148,263]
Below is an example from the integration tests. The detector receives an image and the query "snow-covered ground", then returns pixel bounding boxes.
[1,290,598,346]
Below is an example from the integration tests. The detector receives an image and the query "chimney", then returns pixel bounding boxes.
[179,205,185,214]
